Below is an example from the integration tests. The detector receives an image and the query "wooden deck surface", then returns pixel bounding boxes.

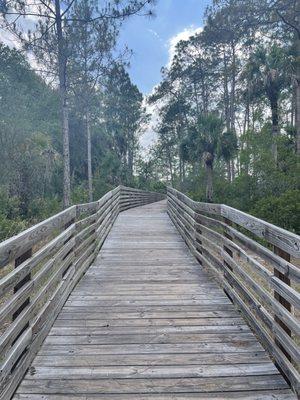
[13,201,296,399]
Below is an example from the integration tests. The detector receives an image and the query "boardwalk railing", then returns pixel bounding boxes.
[0,185,164,400]
[167,187,300,395]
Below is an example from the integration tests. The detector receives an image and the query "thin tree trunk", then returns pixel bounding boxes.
[167,149,174,186]
[291,82,296,126]
[230,41,236,131]
[204,152,214,202]
[296,35,300,155]
[270,99,279,163]
[243,88,250,135]
[231,159,235,180]
[193,81,200,117]
[206,163,213,202]
[55,0,71,208]
[128,147,134,183]
[227,160,231,182]
[181,160,186,189]
[179,155,183,185]
[86,113,93,202]
[223,49,231,132]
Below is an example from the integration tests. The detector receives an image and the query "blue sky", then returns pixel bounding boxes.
[118,0,212,95]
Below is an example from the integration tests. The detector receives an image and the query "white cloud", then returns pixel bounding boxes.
[167,25,202,67]
[140,26,204,153]
[0,2,43,48]
[148,28,162,41]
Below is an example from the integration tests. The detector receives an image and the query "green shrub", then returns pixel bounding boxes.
[71,184,89,204]
[0,214,27,241]
[250,190,300,233]
[27,197,61,222]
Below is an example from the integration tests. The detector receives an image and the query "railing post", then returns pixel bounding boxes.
[273,246,292,362]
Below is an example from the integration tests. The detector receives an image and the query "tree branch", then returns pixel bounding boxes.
[275,9,300,36]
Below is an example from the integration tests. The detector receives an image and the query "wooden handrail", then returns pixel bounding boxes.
[0,186,165,400]
[167,186,300,395]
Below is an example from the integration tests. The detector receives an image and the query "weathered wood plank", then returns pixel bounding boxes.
[26,363,279,379]
[16,375,289,394]
[11,391,298,400]
[10,200,296,400]
[33,351,270,366]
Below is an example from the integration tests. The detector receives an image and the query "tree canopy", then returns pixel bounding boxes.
[0,0,299,239]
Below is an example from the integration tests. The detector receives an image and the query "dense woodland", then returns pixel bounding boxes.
[0,0,299,241]
[147,0,300,232]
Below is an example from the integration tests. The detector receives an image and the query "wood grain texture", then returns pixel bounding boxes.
[0,186,163,400]
[13,201,295,399]
[167,188,300,395]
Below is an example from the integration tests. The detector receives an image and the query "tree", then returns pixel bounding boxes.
[209,0,300,155]
[102,64,146,184]
[0,44,60,215]
[196,114,224,202]
[244,44,290,162]
[0,0,154,207]
[69,0,118,201]
[181,114,224,202]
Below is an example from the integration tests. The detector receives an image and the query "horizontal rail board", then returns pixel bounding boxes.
[0,186,165,400]
[167,187,300,396]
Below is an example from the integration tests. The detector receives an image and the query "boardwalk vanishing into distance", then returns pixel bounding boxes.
[12,201,296,399]
[0,186,299,399]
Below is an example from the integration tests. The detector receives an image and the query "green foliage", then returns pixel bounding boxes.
[0,215,27,242]
[0,188,21,219]
[0,188,27,241]
[71,185,89,205]
[250,190,300,234]
[0,43,147,239]
[218,130,238,161]
[146,0,299,231]
[27,197,61,222]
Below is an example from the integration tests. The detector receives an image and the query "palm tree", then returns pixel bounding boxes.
[196,114,224,202]
[182,114,237,202]
[245,44,289,163]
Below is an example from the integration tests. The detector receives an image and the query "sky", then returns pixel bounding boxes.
[118,0,212,95]
[117,0,212,149]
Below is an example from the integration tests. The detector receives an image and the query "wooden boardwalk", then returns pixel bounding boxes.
[13,201,295,399]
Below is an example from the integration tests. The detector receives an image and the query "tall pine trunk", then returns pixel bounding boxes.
[55,0,71,208]
[86,113,93,202]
